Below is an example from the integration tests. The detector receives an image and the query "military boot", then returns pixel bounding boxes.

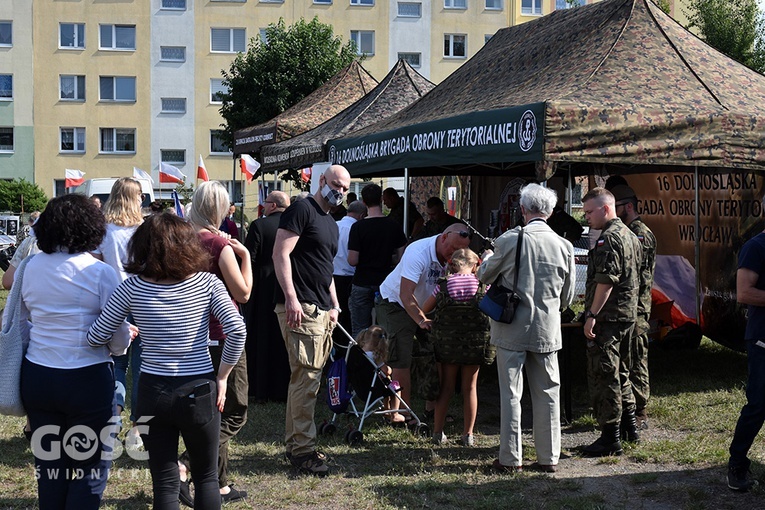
[620,410,640,443]
[581,423,623,457]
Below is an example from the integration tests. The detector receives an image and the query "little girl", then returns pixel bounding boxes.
[356,326,402,420]
[422,248,495,446]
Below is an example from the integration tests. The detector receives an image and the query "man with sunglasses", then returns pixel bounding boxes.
[376,224,471,425]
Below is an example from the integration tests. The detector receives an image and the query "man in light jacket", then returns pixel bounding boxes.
[477,183,575,473]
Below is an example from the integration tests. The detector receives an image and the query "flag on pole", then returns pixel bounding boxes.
[300,167,312,183]
[133,167,154,184]
[172,190,184,218]
[197,155,209,182]
[159,162,185,184]
[240,154,261,183]
[65,169,85,188]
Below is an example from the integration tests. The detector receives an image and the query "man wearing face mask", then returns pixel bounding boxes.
[273,164,351,476]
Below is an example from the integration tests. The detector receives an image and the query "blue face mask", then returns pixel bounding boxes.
[322,184,344,207]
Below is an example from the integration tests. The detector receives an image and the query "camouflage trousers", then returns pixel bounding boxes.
[629,330,650,413]
[586,321,636,427]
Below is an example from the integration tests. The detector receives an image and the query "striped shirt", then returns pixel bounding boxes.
[431,273,481,302]
[87,272,246,377]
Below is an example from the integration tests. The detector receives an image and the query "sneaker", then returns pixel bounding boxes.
[290,451,330,477]
[461,434,475,447]
[432,431,448,445]
[728,465,758,492]
[220,484,247,503]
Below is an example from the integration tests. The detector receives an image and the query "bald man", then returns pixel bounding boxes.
[273,165,351,476]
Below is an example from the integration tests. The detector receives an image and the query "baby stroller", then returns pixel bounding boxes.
[320,324,429,445]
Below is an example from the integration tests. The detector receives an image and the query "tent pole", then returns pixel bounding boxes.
[466,175,472,223]
[566,166,573,215]
[694,164,701,325]
[403,167,410,237]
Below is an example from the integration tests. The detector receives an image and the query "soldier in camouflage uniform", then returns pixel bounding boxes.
[612,185,656,432]
[581,187,641,457]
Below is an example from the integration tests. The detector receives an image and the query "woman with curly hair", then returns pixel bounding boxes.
[20,194,133,509]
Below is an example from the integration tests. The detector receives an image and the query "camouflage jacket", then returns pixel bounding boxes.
[585,218,641,323]
[628,217,657,331]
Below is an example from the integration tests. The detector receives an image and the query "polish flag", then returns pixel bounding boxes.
[65,169,85,188]
[300,167,312,183]
[133,167,154,184]
[197,155,209,182]
[240,154,260,183]
[159,163,185,184]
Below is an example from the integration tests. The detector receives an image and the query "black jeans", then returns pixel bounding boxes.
[136,372,221,510]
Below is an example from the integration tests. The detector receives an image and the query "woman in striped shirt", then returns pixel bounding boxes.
[88,212,246,510]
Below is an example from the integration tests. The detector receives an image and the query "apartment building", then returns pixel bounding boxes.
[1,0,682,199]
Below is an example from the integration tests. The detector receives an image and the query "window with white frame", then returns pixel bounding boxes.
[161,98,186,113]
[60,23,85,49]
[522,0,542,14]
[0,75,11,100]
[60,127,86,153]
[211,28,246,53]
[0,127,14,152]
[160,46,186,62]
[161,149,185,165]
[398,52,421,68]
[485,0,501,9]
[258,0,283,3]
[99,24,136,50]
[210,79,228,103]
[60,75,86,101]
[259,28,268,43]
[100,128,135,153]
[350,30,374,56]
[555,0,574,8]
[211,130,230,154]
[350,0,374,5]
[445,0,466,9]
[100,76,136,101]
[0,21,11,47]
[314,0,332,4]
[161,0,187,9]
[444,34,466,58]
[397,2,421,17]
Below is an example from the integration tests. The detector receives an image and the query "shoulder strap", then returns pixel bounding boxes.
[1,254,34,333]
[511,228,523,291]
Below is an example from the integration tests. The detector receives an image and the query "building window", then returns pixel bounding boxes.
[160,46,186,62]
[259,28,268,43]
[210,79,228,103]
[350,0,374,5]
[259,0,283,3]
[60,75,86,101]
[60,127,86,153]
[100,76,136,101]
[161,98,186,113]
[555,0,574,8]
[210,130,231,154]
[444,34,466,58]
[485,0,501,9]
[0,75,11,100]
[0,127,12,152]
[161,0,187,9]
[397,2,421,17]
[99,24,136,50]
[60,23,85,49]
[0,21,11,47]
[350,30,374,56]
[522,0,542,14]
[485,34,493,44]
[100,128,135,153]
[445,0,466,8]
[161,149,186,165]
[314,0,332,4]
[398,52,421,68]
[211,28,246,53]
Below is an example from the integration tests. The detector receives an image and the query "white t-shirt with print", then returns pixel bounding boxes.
[379,235,445,307]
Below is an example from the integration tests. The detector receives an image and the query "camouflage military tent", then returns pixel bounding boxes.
[233,61,378,156]
[259,60,435,173]
[327,0,765,179]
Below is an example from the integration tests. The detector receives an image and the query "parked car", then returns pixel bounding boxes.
[572,227,590,299]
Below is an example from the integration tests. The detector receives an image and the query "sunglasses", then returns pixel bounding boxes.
[448,230,471,239]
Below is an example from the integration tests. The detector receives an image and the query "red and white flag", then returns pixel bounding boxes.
[240,154,261,183]
[159,163,185,184]
[197,155,209,182]
[133,167,154,184]
[300,166,312,183]
[65,169,85,188]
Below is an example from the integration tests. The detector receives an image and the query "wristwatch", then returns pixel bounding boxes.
[585,310,597,320]
[331,306,342,313]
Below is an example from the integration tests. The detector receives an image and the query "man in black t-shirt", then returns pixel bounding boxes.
[274,165,351,477]
[348,184,407,337]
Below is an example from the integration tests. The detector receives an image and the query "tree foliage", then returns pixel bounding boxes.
[652,0,670,14]
[686,0,765,73]
[219,17,358,186]
[0,179,48,213]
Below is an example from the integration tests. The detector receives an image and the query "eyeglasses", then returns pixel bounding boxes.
[448,231,471,239]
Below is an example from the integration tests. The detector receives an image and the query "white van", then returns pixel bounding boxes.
[73,178,155,208]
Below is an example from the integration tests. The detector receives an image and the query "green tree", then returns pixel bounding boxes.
[0,179,48,213]
[219,17,358,188]
[686,0,765,73]
[652,0,670,14]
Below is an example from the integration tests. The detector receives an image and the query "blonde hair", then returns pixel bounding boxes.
[357,326,389,364]
[448,248,479,274]
[103,177,143,227]
[188,181,230,230]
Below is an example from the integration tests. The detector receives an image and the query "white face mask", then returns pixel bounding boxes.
[322,184,344,207]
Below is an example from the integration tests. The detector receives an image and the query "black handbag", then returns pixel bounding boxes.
[479,228,523,324]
